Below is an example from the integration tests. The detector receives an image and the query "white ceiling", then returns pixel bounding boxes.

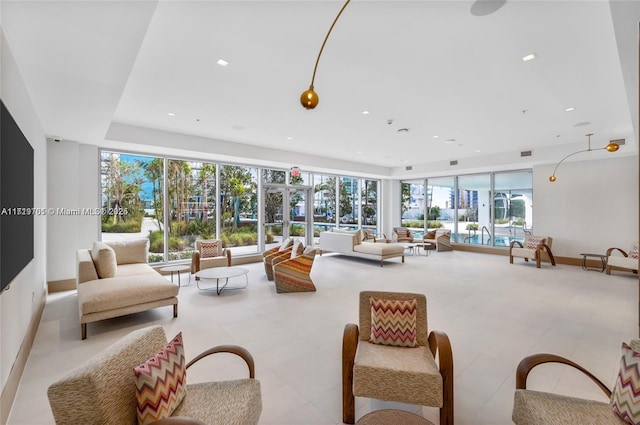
[2,0,639,178]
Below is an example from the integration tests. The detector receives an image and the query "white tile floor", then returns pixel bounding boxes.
[8,251,639,424]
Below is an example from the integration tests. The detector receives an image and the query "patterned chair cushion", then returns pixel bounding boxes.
[630,243,639,260]
[611,342,640,424]
[525,236,545,250]
[370,297,417,348]
[134,332,187,425]
[200,240,221,258]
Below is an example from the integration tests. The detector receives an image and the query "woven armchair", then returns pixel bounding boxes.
[342,291,454,425]
[606,242,639,275]
[191,239,231,280]
[392,227,415,243]
[47,325,262,425]
[509,235,556,268]
[272,247,317,293]
[512,341,640,425]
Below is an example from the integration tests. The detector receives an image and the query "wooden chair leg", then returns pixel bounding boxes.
[342,324,359,424]
[173,304,178,317]
[81,323,86,340]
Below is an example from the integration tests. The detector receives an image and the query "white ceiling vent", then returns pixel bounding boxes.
[450,160,458,166]
[520,150,532,157]
[405,165,413,171]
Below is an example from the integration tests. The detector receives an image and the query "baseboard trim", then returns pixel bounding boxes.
[451,245,594,267]
[0,292,46,425]
[47,278,76,293]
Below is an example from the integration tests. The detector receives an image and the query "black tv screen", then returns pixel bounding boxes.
[1,99,34,292]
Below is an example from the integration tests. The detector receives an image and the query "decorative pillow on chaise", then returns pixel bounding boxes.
[90,241,117,278]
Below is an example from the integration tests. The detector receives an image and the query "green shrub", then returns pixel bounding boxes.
[101,220,142,233]
[149,231,186,252]
[427,221,442,228]
[466,223,479,231]
[266,232,274,243]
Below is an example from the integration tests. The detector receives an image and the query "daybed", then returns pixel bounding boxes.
[76,239,179,339]
[319,229,404,267]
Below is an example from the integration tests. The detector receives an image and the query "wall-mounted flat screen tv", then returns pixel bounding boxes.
[1,99,35,292]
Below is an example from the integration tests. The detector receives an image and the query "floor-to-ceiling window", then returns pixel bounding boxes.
[166,159,217,260]
[494,170,533,246]
[456,174,491,245]
[100,151,165,262]
[361,179,379,235]
[219,165,258,255]
[425,177,454,240]
[100,150,381,262]
[401,180,425,239]
[415,171,532,248]
[339,177,359,230]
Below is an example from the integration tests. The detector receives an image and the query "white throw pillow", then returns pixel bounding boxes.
[279,237,292,251]
[90,242,117,278]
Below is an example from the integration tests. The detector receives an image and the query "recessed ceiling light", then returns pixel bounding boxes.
[287,137,293,140]
[475,149,481,153]
[521,53,536,62]
[217,59,229,67]
[168,112,175,116]
[357,151,362,154]
[445,139,456,144]
[433,135,439,139]
[362,110,370,115]
[565,107,575,112]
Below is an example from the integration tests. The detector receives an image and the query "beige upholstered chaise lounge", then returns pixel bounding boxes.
[76,239,179,339]
[319,229,404,267]
[48,325,262,425]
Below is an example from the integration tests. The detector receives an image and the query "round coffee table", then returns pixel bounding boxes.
[357,409,434,425]
[194,266,249,295]
[160,264,191,287]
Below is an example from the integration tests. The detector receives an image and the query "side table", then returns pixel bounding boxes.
[414,242,434,256]
[357,409,434,425]
[160,264,191,286]
[579,253,606,272]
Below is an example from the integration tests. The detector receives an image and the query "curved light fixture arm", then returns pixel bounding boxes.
[549,148,593,180]
[300,0,351,109]
[549,133,619,182]
[309,0,351,89]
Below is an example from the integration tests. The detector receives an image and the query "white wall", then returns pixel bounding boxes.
[0,28,47,390]
[534,155,638,258]
[46,141,99,281]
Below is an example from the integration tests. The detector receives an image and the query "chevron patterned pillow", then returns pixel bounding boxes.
[134,332,187,425]
[369,297,417,348]
[200,240,221,258]
[611,342,640,425]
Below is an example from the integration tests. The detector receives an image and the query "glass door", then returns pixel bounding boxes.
[288,188,308,246]
[263,186,312,250]
[264,187,285,250]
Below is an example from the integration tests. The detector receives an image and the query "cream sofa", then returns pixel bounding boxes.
[77,239,179,340]
[319,229,404,267]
